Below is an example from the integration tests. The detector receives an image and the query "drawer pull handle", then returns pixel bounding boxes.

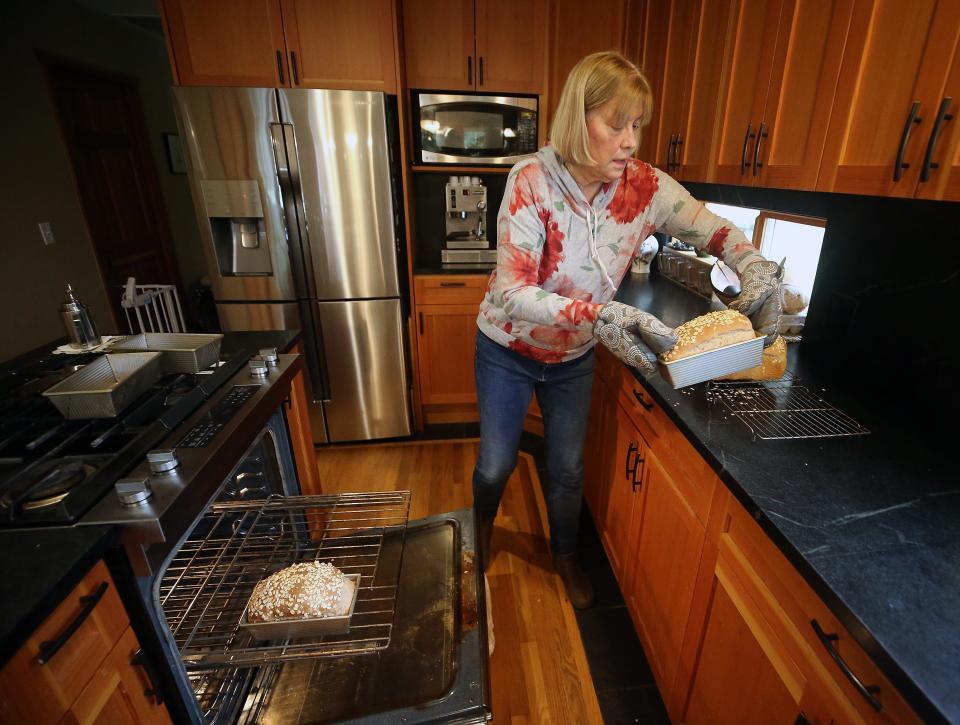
[37,581,109,665]
[439,281,466,287]
[131,648,164,704]
[632,389,653,411]
[810,619,882,710]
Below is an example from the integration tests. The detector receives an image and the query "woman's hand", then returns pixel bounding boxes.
[728,259,784,345]
[594,302,677,374]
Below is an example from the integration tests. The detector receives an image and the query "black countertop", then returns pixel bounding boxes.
[615,274,958,724]
[0,329,302,667]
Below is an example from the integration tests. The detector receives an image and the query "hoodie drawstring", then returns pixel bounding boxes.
[587,205,616,291]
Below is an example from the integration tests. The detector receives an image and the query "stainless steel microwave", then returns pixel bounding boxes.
[413,92,539,165]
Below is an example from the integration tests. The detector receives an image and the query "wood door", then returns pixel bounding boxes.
[637,0,698,170]
[416,304,481,404]
[474,0,547,93]
[44,61,182,327]
[758,0,855,190]
[683,553,818,724]
[602,402,644,581]
[280,0,397,91]
[915,19,960,200]
[403,0,476,91]
[712,0,782,186]
[624,449,706,700]
[160,0,287,86]
[582,370,613,526]
[546,0,628,128]
[675,0,736,182]
[817,0,959,196]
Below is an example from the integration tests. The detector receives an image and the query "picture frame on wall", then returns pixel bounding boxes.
[164,132,187,174]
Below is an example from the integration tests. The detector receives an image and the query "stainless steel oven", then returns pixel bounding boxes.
[413,91,538,165]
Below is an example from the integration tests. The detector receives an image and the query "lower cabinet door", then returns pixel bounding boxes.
[417,304,482,405]
[602,403,645,581]
[624,448,706,700]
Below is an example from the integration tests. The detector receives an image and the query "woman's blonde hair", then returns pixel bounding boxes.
[550,51,653,166]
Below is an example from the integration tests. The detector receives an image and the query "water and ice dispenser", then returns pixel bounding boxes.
[201,180,273,276]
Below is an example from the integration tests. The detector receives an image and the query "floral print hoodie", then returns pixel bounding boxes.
[476,146,763,363]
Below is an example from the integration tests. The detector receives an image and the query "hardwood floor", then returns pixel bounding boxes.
[315,439,604,724]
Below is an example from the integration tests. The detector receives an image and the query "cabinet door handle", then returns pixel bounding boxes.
[631,454,645,491]
[740,122,755,175]
[290,51,300,85]
[37,581,109,665]
[131,648,164,704]
[467,56,473,86]
[893,101,922,181]
[667,134,677,170]
[276,50,285,84]
[439,281,466,287]
[625,441,637,479]
[810,619,883,711]
[673,135,683,172]
[633,389,653,411]
[752,122,768,176]
[920,96,954,182]
[479,56,484,86]
[419,311,424,335]
[794,715,811,725]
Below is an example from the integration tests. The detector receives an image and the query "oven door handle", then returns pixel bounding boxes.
[37,581,109,665]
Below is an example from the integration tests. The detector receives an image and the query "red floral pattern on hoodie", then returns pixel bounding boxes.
[478,147,761,362]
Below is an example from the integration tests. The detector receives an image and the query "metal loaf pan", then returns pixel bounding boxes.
[659,337,764,389]
[239,573,361,641]
[110,333,223,373]
[42,352,163,418]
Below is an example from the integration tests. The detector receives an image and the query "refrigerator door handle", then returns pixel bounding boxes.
[269,122,313,300]
[298,300,331,403]
[279,122,317,297]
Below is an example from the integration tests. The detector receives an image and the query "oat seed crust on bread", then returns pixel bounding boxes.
[659,310,755,363]
[247,561,354,622]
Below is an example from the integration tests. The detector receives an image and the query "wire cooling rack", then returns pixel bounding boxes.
[158,491,411,670]
[707,373,869,441]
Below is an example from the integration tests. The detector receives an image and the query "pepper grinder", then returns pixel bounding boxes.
[60,283,101,350]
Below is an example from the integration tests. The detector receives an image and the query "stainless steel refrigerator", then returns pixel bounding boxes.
[172,87,411,443]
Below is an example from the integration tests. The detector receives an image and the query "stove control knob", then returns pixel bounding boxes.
[259,347,279,365]
[116,477,152,507]
[249,358,269,378]
[147,448,179,474]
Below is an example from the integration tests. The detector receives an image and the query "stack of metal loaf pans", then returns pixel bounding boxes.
[109,333,223,373]
[42,352,163,419]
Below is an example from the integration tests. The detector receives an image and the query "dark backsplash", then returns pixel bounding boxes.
[412,172,507,268]
[685,182,960,407]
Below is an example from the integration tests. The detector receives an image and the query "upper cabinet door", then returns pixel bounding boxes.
[161,0,288,86]
[817,0,956,196]
[280,0,398,92]
[757,0,854,190]
[712,0,782,186]
[675,0,735,183]
[404,0,476,91]
[474,0,547,94]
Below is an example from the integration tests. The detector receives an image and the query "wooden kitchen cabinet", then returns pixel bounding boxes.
[914,25,960,201]
[286,343,321,495]
[602,402,646,580]
[818,0,960,197]
[161,0,398,90]
[403,0,546,94]
[582,347,617,526]
[0,560,169,724]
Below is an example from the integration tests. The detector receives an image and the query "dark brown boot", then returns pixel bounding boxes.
[553,554,594,609]
[476,512,495,570]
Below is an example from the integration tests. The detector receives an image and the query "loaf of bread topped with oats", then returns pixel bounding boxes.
[718,334,787,381]
[659,310,756,363]
[246,561,355,622]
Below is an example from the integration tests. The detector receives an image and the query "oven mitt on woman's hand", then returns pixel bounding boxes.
[728,259,784,346]
[594,302,678,375]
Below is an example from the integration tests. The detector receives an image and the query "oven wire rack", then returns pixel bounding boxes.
[706,371,869,441]
[158,491,411,670]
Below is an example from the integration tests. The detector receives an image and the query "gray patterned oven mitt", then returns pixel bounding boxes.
[594,302,678,375]
[728,259,785,345]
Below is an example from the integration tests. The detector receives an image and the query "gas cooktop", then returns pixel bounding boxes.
[0,348,254,527]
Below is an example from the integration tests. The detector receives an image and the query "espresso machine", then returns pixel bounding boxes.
[442,176,497,265]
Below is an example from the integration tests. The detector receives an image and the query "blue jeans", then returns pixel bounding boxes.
[472,330,595,557]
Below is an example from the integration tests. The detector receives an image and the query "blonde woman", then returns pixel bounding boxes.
[473,51,782,608]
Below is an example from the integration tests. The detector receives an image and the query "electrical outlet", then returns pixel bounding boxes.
[38,222,55,246]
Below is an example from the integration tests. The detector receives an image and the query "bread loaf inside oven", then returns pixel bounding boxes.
[247,561,355,622]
